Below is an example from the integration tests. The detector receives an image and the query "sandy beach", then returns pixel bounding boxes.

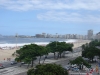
[0,40,91,62]
[72,40,91,48]
[0,49,17,61]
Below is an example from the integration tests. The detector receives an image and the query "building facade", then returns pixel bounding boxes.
[87,30,93,40]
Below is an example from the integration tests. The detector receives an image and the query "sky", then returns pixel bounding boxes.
[0,0,100,36]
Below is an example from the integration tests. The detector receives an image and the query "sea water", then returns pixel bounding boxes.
[0,37,77,47]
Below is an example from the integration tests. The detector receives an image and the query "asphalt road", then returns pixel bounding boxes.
[0,47,82,75]
[15,53,80,75]
[0,61,18,68]
[15,72,27,75]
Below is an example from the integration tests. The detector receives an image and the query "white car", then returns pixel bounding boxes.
[11,61,17,65]
[21,62,25,64]
[63,65,70,70]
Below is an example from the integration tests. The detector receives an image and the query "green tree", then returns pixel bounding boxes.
[81,44,85,50]
[47,41,73,59]
[46,41,59,59]
[15,44,43,67]
[82,46,100,62]
[27,64,68,75]
[36,46,47,64]
[56,42,73,58]
[70,56,91,68]
[42,46,50,64]
[86,52,94,61]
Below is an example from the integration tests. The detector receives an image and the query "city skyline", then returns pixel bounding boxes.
[0,29,95,36]
[0,0,100,35]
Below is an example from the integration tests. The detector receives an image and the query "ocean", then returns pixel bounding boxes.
[0,37,77,47]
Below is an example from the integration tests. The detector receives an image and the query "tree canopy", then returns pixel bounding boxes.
[70,56,91,68]
[81,40,100,62]
[13,42,73,67]
[27,64,68,75]
[15,44,48,67]
[46,41,73,58]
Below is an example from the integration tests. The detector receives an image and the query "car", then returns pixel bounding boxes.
[11,61,17,65]
[0,64,5,69]
[71,66,79,71]
[63,65,71,70]
[21,62,25,64]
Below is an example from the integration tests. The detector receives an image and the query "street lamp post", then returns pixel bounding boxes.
[15,33,18,49]
[56,33,58,47]
[55,33,58,59]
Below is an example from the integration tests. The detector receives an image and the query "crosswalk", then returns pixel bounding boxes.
[0,66,28,75]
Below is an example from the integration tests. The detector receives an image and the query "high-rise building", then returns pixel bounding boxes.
[42,33,46,38]
[87,30,93,40]
[96,32,100,40]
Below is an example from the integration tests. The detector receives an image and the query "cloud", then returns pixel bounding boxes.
[37,11,100,23]
[0,0,100,11]
[1,0,100,23]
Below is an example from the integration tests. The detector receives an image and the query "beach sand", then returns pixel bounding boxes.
[72,40,91,48]
[0,40,91,62]
[0,49,17,61]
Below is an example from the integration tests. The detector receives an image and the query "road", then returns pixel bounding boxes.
[0,47,82,75]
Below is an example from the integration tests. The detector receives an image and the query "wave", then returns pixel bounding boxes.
[65,39,77,43]
[0,39,77,47]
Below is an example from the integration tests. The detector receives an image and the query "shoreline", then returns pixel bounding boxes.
[72,40,91,48]
[0,40,91,61]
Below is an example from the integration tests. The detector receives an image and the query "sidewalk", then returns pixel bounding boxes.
[0,59,14,63]
[0,52,82,75]
[0,66,28,75]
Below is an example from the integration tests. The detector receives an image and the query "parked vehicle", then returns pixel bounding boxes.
[21,62,25,64]
[11,61,17,65]
[70,64,79,71]
[63,65,71,70]
[0,64,5,69]
[71,67,79,71]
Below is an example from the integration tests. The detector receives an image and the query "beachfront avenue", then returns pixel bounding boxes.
[0,51,80,75]
[0,46,82,75]
[0,42,85,75]
[0,40,100,75]
[1,48,99,75]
